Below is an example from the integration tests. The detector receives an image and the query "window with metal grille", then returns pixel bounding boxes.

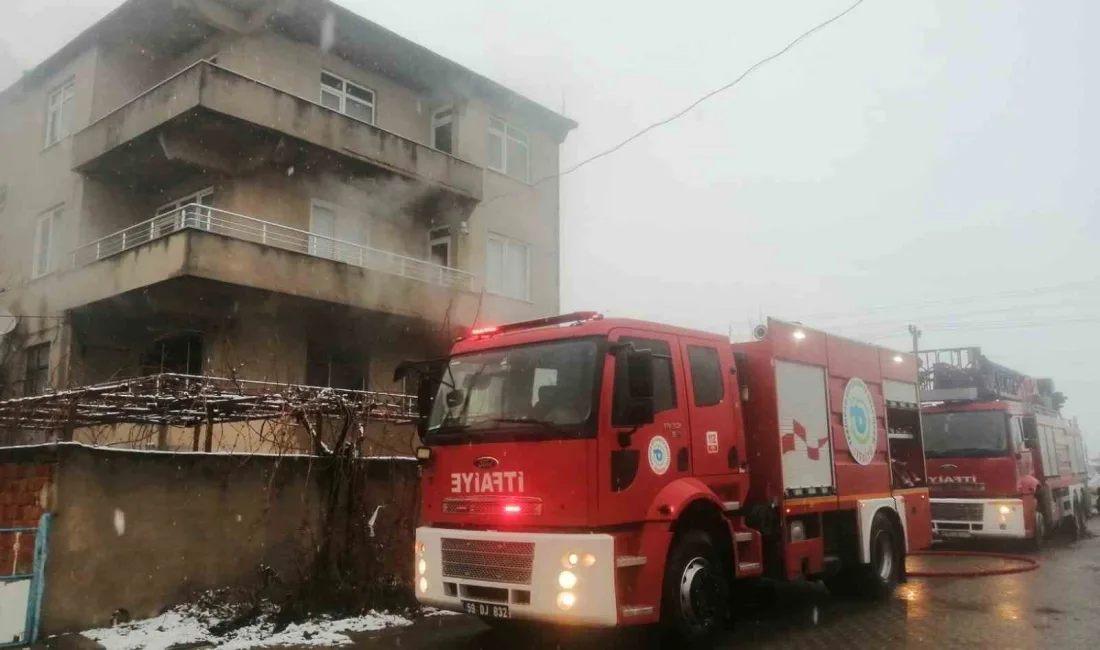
[142,334,203,375]
[24,343,50,396]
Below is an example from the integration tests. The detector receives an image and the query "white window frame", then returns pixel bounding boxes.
[431,105,454,153]
[319,71,376,125]
[428,226,451,267]
[156,187,214,234]
[487,117,530,182]
[485,232,531,301]
[44,79,75,148]
[32,206,63,279]
[309,199,369,263]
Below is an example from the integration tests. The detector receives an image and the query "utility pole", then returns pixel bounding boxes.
[909,324,923,400]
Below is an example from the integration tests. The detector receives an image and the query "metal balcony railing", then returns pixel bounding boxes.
[70,204,474,290]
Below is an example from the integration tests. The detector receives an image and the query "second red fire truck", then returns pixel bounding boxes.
[399,313,932,641]
[919,347,1089,547]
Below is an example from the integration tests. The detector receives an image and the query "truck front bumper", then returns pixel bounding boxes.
[415,526,619,626]
[931,498,1027,539]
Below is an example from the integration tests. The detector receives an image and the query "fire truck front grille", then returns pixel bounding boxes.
[931,502,984,522]
[441,538,535,585]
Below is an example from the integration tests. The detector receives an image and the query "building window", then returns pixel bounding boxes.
[45,79,75,147]
[24,343,50,396]
[612,337,676,424]
[485,233,530,300]
[319,71,375,124]
[431,106,454,155]
[306,339,364,390]
[428,226,451,267]
[155,187,214,235]
[309,200,368,261]
[487,117,529,182]
[687,346,724,407]
[32,206,62,279]
[141,333,203,375]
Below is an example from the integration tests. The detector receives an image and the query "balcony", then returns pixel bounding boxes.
[71,61,483,201]
[72,204,474,291]
[10,205,480,327]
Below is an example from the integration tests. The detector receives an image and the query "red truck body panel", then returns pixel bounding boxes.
[414,313,932,625]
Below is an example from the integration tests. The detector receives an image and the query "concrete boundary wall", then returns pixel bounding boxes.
[0,443,418,635]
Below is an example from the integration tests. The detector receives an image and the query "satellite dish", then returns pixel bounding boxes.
[0,308,17,338]
[752,324,768,340]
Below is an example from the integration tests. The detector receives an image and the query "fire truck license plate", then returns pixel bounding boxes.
[463,601,510,619]
[939,530,970,538]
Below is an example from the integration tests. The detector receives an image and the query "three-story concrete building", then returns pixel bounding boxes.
[0,0,575,442]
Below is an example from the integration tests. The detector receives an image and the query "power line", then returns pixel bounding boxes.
[481,0,869,207]
[798,299,1100,332]
[793,279,1100,324]
[849,315,1100,342]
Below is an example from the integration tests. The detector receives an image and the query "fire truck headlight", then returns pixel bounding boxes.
[557,591,576,610]
[558,570,577,590]
[564,553,579,568]
[418,577,428,593]
[418,558,427,576]
[582,553,596,567]
[998,505,1012,516]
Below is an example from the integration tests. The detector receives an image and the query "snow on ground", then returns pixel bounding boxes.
[81,606,413,650]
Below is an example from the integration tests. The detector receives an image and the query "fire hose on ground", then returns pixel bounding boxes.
[906,550,1040,578]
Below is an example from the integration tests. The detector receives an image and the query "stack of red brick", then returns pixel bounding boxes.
[0,462,52,576]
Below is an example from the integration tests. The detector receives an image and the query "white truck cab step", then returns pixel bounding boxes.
[615,555,647,568]
[620,605,655,618]
[738,561,762,572]
[733,531,754,543]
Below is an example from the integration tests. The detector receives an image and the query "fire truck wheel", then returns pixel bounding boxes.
[661,530,729,644]
[1028,509,1046,552]
[1072,497,1086,539]
[855,513,901,600]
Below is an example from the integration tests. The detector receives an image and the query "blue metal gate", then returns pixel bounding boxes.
[0,514,52,648]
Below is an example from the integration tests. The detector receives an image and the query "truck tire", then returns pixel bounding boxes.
[853,512,902,600]
[1036,487,1054,544]
[1072,497,1087,540]
[1028,508,1046,552]
[661,530,729,644]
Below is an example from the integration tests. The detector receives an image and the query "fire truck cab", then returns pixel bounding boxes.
[402,313,932,640]
[920,347,1089,546]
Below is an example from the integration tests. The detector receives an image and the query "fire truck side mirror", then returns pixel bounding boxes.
[1021,416,1038,449]
[619,348,656,428]
[626,349,655,400]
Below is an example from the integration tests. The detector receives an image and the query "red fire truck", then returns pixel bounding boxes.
[400,313,932,640]
[919,347,1089,546]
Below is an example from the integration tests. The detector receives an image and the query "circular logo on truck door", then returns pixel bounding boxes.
[648,436,671,475]
[842,378,877,466]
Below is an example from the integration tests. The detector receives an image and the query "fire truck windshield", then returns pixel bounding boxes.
[427,339,599,435]
[922,411,1009,458]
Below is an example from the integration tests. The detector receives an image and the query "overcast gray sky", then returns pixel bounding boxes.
[3,0,1099,450]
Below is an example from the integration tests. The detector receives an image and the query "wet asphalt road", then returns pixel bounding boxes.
[352,519,1100,650]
